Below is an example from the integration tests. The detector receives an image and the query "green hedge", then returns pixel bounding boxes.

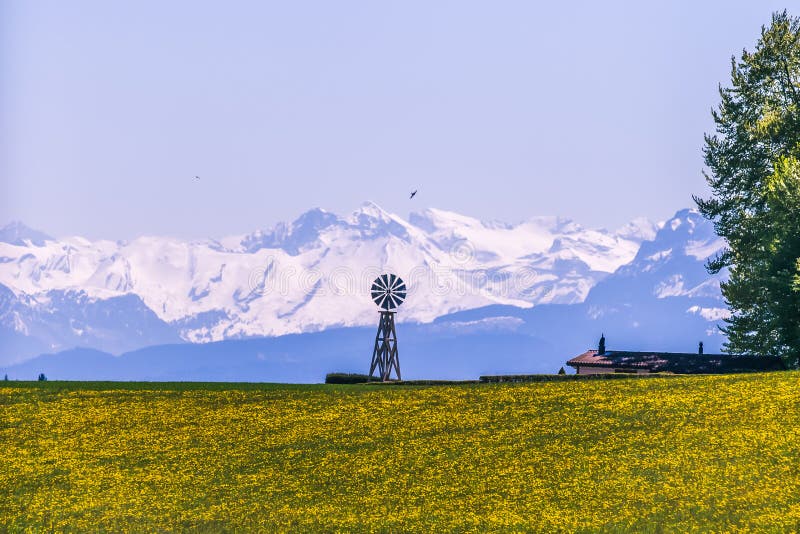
[479,373,676,383]
[324,373,376,384]
[366,379,480,386]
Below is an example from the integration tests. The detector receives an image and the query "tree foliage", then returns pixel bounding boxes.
[695,11,800,366]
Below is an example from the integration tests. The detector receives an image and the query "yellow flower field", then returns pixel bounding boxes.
[2,374,800,532]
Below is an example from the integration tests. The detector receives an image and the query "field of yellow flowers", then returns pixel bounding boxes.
[2,373,800,532]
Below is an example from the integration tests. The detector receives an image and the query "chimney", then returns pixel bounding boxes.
[598,333,606,355]
[698,341,704,355]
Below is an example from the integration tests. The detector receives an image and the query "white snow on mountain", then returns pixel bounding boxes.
[0,202,665,343]
[584,208,728,306]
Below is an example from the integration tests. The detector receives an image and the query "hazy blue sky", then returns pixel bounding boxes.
[1,1,793,239]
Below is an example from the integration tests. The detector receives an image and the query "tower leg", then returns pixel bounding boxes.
[369,311,400,381]
[387,313,400,380]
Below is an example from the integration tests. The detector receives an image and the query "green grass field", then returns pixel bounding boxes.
[2,373,800,532]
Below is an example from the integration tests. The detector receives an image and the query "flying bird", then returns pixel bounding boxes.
[410,190,417,199]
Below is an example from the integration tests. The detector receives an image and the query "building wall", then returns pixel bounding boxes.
[575,366,649,375]
[576,366,615,375]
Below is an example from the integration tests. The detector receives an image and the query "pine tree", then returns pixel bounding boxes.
[695,11,800,366]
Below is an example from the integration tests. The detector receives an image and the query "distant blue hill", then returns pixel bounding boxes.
[0,282,182,364]
[1,323,558,382]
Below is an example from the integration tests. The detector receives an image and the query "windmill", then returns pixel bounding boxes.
[369,273,406,381]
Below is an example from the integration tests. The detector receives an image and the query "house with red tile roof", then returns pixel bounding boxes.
[567,335,786,375]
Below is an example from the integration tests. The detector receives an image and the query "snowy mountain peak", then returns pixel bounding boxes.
[0,205,706,359]
[344,201,411,240]
[294,207,336,224]
[614,217,659,242]
[636,209,722,262]
[353,200,388,216]
[585,208,725,306]
[0,221,52,247]
[240,207,340,255]
[409,208,485,232]
[347,201,401,225]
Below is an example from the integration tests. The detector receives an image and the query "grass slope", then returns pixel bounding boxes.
[2,373,800,532]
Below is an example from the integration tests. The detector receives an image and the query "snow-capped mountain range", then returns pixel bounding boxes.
[0,203,726,368]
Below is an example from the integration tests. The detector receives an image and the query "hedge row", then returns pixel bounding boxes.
[366,379,481,386]
[324,373,377,384]
[479,373,676,383]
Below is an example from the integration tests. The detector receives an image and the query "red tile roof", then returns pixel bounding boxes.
[566,349,785,374]
[568,350,652,369]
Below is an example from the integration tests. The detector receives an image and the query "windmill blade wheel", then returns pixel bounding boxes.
[371,274,405,310]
